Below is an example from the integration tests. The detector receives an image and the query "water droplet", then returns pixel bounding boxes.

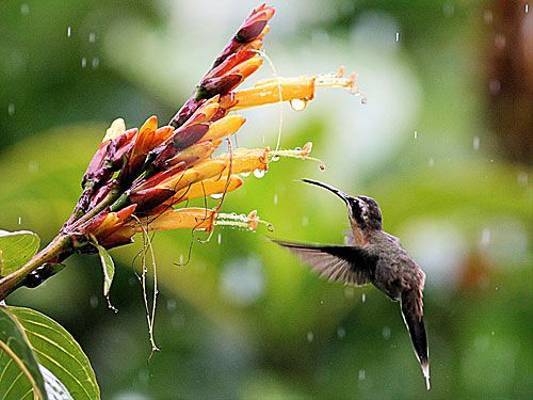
[473,136,480,150]
[337,327,346,339]
[414,130,418,139]
[360,95,368,105]
[271,155,280,162]
[443,2,455,17]
[17,217,22,225]
[428,158,435,167]
[81,57,87,68]
[481,228,491,246]
[178,254,184,265]
[66,26,72,37]
[20,4,30,15]
[88,32,96,43]
[395,32,400,42]
[361,293,366,303]
[91,57,99,69]
[382,326,391,340]
[273,193,278,205]
[301,216,309,227]
[483,10,493,24]
[289,98,308,112]
[240,172,251,178]
[306,331,314,342]
[266,223,274,232]
[517,172,528,186]
[89,295,99,308]
[489,79,501,95]
[358,369,366,381]
[217,233,222,245]
[319,162,326,171]
[210,193,223,199]
[253,169,266,178]
[7,103,15,116]
[166,299,177,311]
[491,330,495,336]
[526,4,529,13]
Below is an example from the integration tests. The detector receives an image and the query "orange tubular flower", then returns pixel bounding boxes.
[10,3,360,297]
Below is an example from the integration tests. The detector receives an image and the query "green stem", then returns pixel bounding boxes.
[0,234,71,301]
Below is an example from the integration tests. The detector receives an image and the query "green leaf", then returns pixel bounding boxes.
[0,306,47,400]
[95,244,115,299]
[0,230,40,276]
[8,306,100,400]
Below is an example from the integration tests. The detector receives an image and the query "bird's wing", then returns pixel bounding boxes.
[401,289,431,390]
[272,239,376,286]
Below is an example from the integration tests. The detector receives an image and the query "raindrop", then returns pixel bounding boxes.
[273,193,278,205]
[382,326,391,340]
[271,155,280,162]
[361,293,366,303]
[253,169,266,178]
[481,228,491,246]
[491,330,495,336]
[494,33,506,50]
[414,130,418,139]
[28,161,39,173]
[526,4,529,13]
[318,162,326,171]
[81,57,87,69]
[489,79,501,95]
[178,254,184,265]
[20,4,30,15]
[395,32,400,42]
[483,10,493,24]
[301,216,309,227]
[360,96,368,105]
[210,193,223,199]
[66,26,72,37]
[217,233,222,245]
[306,331,314,342]
[428,158,435,167]
[289,99,308,112]
[517,172,528,186]
[88,32,96,43]
[443,2,455,17]
[89,295,99,308]
[91,57,100,69]
[240,172,251,178]
[358,369,366,381]
[166,299,177,311]
[7,103,15,116]
[337,327,346,339]
[473,136,480,150]
[17,217,22,225]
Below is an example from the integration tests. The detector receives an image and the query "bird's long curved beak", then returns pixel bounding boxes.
[300,178,351,204]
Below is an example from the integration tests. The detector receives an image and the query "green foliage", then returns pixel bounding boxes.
[0,230,40,275]
[0,306,46,399]
[0,306,100,400]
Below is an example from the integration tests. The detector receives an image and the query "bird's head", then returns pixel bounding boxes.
[301,179,383,231]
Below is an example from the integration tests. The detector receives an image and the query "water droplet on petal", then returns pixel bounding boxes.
[240,172,251,178]
[253,169,266,178]
[289,98,308,112]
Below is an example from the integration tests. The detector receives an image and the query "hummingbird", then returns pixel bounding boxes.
[272,179,431,390]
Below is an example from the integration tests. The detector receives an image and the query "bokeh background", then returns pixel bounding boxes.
[1,0,532,399]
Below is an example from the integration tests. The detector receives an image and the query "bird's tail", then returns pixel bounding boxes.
[401,290,430,390]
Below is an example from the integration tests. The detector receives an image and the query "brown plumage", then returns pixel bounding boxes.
[272,179,430,390]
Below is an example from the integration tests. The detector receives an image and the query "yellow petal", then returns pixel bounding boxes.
[154,160,227,192]
[230,77,315,110]
[202,115,246,142]
[216,148,269,175]
[171,175,243,205]
[140,208,216,232]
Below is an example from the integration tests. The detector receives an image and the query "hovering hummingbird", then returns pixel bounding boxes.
[272,179,431,390]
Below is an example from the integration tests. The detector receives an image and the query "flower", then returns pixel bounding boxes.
[58,3,359,252]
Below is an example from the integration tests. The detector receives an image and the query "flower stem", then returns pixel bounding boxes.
[0,234,71,301]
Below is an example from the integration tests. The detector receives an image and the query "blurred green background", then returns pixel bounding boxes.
[1,0,532,399]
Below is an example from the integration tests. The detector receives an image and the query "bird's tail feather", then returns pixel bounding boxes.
[401,291,430,390]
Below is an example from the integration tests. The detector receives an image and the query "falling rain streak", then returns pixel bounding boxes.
[67,26,72,37]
